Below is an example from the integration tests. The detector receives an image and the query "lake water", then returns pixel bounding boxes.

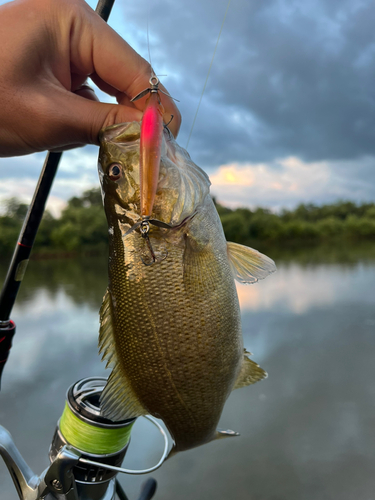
[0,248,375,500]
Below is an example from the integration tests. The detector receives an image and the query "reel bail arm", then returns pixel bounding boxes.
[0,425,80,500]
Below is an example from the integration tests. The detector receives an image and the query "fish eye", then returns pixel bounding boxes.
[108,163,122,181]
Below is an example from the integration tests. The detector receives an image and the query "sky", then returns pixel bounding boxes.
[0,0,374,215]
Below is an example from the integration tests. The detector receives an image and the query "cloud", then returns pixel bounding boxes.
[2,149,375,216]
[0,152,48,180]
[210,155,375,210]
[1,0,374,215]
[110,0,375,167]
[0,147,100,216]
[0,177,43,203]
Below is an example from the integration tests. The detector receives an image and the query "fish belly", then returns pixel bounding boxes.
[109,230,243,451]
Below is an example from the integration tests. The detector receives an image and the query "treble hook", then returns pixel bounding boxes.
[139,219,157,265]
[123,218,174,239]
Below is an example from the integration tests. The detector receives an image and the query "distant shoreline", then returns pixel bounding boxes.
[1,189,375,258]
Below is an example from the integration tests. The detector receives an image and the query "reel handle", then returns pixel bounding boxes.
[0,425,41,500]
[116,478,157,500]
[137,479,157,500]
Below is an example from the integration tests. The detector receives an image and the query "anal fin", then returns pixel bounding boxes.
[99,288,147,421]
[100,364,147,421]
[233,350,267,390]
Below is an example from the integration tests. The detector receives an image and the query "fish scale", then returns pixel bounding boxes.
[108,229,241,448]
[98,122,276,452]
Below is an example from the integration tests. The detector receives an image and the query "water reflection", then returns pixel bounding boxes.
[237,261,375,314]
[0,249,375,500]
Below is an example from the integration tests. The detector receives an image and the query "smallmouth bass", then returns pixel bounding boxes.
[98,122,276,452]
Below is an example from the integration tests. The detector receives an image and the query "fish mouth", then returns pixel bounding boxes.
[122,212,197,239]
[121,212,197,266]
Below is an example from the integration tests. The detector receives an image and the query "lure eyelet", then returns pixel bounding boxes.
[108,163,122,181]
[149,75,159,86]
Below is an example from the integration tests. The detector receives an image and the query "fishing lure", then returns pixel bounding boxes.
[128,0,229,265]
[130,74,175,265]
[131,75,168,220]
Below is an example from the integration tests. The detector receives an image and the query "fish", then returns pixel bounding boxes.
[97,121,276,452]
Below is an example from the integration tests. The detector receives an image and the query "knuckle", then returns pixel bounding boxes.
[126,59,152,97]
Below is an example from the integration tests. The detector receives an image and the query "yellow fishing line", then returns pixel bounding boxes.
[60,402,134,455]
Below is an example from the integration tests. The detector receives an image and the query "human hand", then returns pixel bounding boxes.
[0,0,181,157]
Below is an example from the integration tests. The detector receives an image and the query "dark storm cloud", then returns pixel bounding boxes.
[114,0,375,168]
[1,0,373,210]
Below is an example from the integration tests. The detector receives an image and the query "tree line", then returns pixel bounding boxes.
[1,188,375,256]
[217,200,375,246]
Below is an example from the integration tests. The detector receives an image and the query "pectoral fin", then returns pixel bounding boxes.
[233,350,267,389]
[227,241,276,284]
[99,289,147,420]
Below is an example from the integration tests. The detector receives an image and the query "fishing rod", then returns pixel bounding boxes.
[0,152,61,382]
[0,0,169,500]
[0,0,165,496]
[0,0,115,386]
[0,1,234,496]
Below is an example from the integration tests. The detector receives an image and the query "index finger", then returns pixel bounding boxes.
[69,0,181,137]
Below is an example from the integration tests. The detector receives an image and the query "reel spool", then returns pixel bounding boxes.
[50,377,135,486]
[49,378,134,500]
[50,377,170,489]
